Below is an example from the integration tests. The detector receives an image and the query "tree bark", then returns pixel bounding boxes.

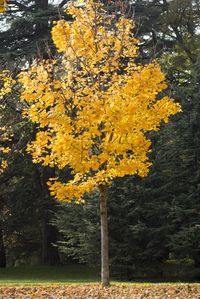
[34,0,49,41]
[99,184,110,287]
[34,165,60,266]
[40,166,60,265]
[35,0,48,10]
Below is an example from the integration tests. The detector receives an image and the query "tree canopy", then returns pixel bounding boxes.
[19,0,181,202]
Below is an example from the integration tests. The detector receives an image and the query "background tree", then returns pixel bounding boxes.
[52,193,100,265]
[106,0,200,276]
[0,73,61,267]
[0,0,72,65]
[0,0,71,266]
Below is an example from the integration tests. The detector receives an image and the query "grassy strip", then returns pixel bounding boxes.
[0,265,100,285]
[0,265,199,286]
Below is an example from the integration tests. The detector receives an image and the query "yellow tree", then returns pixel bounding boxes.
[0,126,10,174]
[18,0,181,286]
[0,0,7,13]
[0,71,13,174]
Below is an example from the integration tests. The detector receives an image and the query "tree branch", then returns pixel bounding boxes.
[58,0,69,8]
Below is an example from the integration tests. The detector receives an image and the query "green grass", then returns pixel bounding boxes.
[0,265,199,286]
[0,265,100,285]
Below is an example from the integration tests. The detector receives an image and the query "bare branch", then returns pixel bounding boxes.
[58,0,69,8]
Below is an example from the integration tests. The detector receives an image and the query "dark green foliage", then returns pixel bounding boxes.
[166,64,200,266]
[0,0,71,65]
[0,116,60,266]
[53,193,100,265]
[108,176,171,278]
[0,0,66,266]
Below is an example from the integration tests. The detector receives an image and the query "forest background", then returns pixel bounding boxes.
[0,0,199,281]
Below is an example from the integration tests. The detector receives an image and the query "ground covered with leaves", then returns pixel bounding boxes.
[0,284,200,298]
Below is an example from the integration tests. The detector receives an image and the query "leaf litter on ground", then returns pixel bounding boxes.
[0,284,200,299]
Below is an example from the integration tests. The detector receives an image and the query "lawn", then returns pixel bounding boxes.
[0,266,200,298]
[0,265,100,285]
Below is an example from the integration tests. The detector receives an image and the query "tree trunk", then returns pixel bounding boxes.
[41,166,60,265]
[99,184,110,287]
[35,0,48,10]
[34,165,60,266]
[194,253,200,268]
[34,0,50,56]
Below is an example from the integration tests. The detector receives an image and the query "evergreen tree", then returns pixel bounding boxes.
[53,193,100,265]
[0,0,72,64]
